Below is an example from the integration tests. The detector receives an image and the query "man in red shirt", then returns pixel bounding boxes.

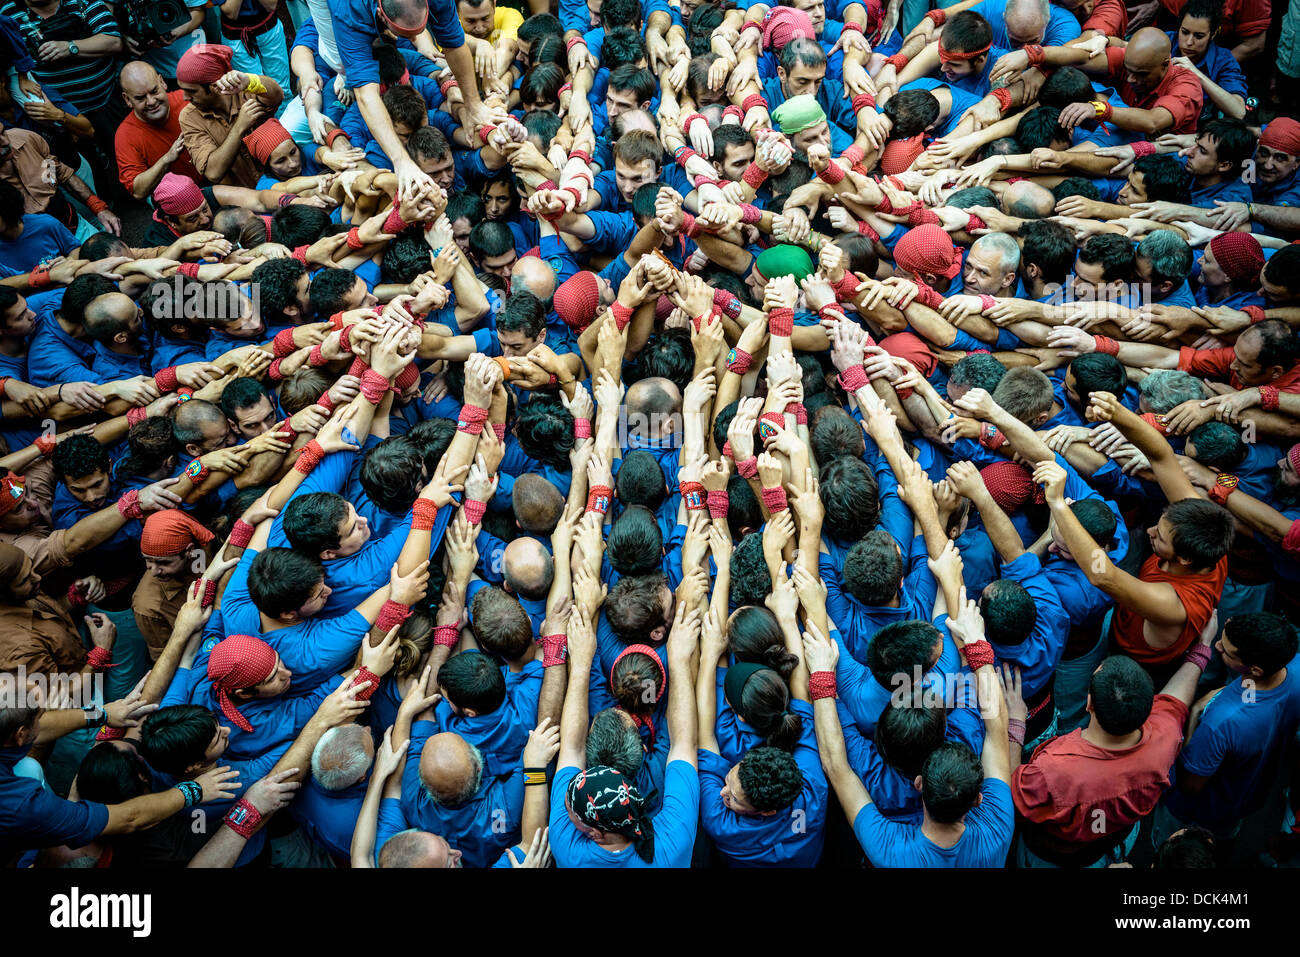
[1044,27,1204,135]
[1032,395,1233,683]
[1010,627,1213,866]
[114,61,203,202]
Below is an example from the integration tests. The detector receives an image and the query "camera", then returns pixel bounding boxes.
[120,0,192,46]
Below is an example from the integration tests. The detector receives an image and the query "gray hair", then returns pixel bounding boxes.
[423,742,484,807]
[311,724,374,791]
[973,232,1022,276]
[1139,370,1206,413]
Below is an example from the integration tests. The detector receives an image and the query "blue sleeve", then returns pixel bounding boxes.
[327,0,381,88]
[374,797,408,866]
[585,211,637,255]
[559,0,591,33]
[216,548,262,638]
[1044,5,1082,45]
[474,527,508,584]
[7,783,110,849]
[293,18,319,51]
[425,0,466,47]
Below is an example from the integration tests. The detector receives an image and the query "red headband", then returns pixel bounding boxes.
[377,0,427,36]
[937,39,991,64]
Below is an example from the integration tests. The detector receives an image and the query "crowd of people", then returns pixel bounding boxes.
[2,0,1300,871]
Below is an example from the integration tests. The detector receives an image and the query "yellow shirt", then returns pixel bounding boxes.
[488,6,523,42]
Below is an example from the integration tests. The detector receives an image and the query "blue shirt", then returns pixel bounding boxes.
[290,776,367,860]
[0,214,77,272]
[971,0,1081,48]
[852,776,1015,867]
[1164,654,1300,829]
[988,552,1070,698]
[549,760,699,867]
[0,744,109,863]
[401,719,523,868]
[433,654,543,778]
[329,0,463,90]
[698,744,828,867]
[898,78,982,139]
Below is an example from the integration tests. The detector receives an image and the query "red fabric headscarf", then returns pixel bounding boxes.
[176,44,234,85]
[206,635,278,732]
[141,509,215,558]
[981,461,1046,512]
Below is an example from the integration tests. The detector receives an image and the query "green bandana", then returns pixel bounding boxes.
[755,244,814,283]
[772,94,827,135]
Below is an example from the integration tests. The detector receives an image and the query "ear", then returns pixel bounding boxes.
[320,548,339,562]
[650,624,667,643]
[912,774,923,793]
[114,330,130,344]
[462,708,479,718]
[184,443,202,459]
[777,65,787,83]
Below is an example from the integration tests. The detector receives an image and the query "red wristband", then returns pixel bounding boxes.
[153,366,179,393]
[587,484,613,514]
[433,624,460,647]
[741,93,768,113]
[1244,305,1267,324]
[1261,385,1281,411]
[768,307,794,338]
[761,485,788,513]
[809,671,837,701]
[963,640,995,671]
[680,480,706,511]
[86,646,113,670]
[540,633,567,667]
[271,328,298,357]
[294,439,325,474]
[34,434,55,457]
[223,799,263,838]
[359,369,389,404]
[1130,140,1157,158]
[116,490,143,520]
[345,226,364,250]
[230,518,255,549]
[1093,335,1119,356]
[412,498,439,531]
[463,498,487,524]
[706,488,729,519]
[350,666,381,701]
[376,600,412,633]
[726,346,753,374]
[574,417,592,438]
[736,456,759,479]
[742,162,768,189]
[610,301,634,331]
[457,403,489,435]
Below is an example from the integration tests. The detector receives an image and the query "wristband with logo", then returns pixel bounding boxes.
[96,724,127,742]
[586,484,612,515]
[540,633,568,667]
[1092,100,1112,121]
[979,422,1009,450]
[726,347,753,374]
[185,459,209,484]
[1209,473,1239,506]
[456,403,489,435]
[223,799,263,838]
[28,266,51,290]
[714,289,743,320]
[680,480,706,511]
[1022,44,1045,66]
[1260,385,1281,411]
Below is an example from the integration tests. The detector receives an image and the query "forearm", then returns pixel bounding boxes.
[970,488,1027,562]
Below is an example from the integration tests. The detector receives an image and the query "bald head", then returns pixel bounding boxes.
[510,256,556,305]
[378,829,461,868]
[120,61,172,124]
[503,537,554,601]
[1124,28,1172,89]
[419,733,483,806]
[83,293,138,345]
[625,377,682,439]
[1003,180,1056,219]
[378,0,428,35]
[1004,0,1048,45]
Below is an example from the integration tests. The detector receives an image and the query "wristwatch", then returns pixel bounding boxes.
[67,41,79,55]
[1209,473,1239,506]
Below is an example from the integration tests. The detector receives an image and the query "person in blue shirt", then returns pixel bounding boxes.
[970,0,1081,50]
[1157,614,1300,844]
[432,648,542,778]
[1167,0,1247,124]
[0,201,79,274]
[1180,118,1255,208]
[807,597,1016,868]
[326,0,494,194]
[761,38,859,147]
[0,689,242,866]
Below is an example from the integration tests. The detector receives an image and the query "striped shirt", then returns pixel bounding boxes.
[0,0,121,111]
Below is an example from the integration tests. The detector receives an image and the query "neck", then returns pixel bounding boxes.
[1197,170,1230,187]
[919,810,965,847]
[1081,719,1142,750]
[0,336,25,356]
[259,611,294,633]
[55,312,83,338]
[1252,666,1287,692]
[107,338,141,356]
[2,221,23,241]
